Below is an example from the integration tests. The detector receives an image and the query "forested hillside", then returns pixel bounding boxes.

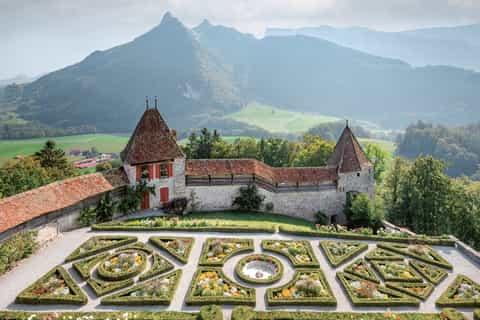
[397,121,480,178]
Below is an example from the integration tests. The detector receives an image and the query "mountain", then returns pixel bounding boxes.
[12,13,243,133]
[266,24,480,71]
[195,21,480,128]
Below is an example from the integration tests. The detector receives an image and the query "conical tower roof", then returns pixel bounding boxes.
[121,107,183,165]
[327,124,371,173]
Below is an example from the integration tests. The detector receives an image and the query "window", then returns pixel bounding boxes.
[159,163,168,178]
[357,172,361,177]
[140,165,150,180]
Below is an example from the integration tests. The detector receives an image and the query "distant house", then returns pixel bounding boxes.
[74,158,97,169]
[69,149,82,157]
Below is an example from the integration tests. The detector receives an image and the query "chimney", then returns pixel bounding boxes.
[145,96,149,109]
[155,96,158,109]
[170,129,177,141]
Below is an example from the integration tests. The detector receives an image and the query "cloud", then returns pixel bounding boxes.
[0,0,479,78]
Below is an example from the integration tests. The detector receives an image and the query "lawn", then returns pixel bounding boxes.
[226,102,340,133]
[0,133,129,164]
[358,138,396,156]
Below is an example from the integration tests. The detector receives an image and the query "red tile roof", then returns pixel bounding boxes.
[186,159,337,185]
[0,171,127,234]
[121,108,184,165]
[327,125,372,173]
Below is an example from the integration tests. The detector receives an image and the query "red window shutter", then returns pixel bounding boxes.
[136,166,141,181]
[168,162,173,177]
[148,164,154,179]
[160,187,169,202]
[155,164,160,179]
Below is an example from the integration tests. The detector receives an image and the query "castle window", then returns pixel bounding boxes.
[357,172,361,177]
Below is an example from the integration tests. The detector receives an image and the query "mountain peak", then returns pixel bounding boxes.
[160,11,181,26]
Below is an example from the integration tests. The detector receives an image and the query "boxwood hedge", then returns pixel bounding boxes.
[138,252,174,281]
[409,260,448,285]
[115,241,154,255]
[262,240,319,268]
[436,275,480,307]
[0,311,199,320]
[87,277,134,297]
[343,258,380,283]
[64,235,137,262]
[385,282,434,300]
[72,252,109,280]
[15,266,88,305]
[319,240,368,267]
[370,260,423,283]
[149,236,194,264]
[365,247,404,261]
[235,254,283,284]
[199,238,253,266]
[97,250,147,281]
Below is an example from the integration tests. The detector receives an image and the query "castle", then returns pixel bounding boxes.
[120,103,374,224]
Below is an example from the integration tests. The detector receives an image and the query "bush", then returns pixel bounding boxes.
[200,305,223,320]
[264,202,274,212]
[315,211,329,225]
[95,162,112,172]
[0,231,38,276]
[77,206,97,227]
[232,183,265,211]
[163,197,188,215]
[231,306,254,320]
[95,192,116,223]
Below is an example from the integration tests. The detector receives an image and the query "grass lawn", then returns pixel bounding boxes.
[0,133,129,164]
[358,138,396,156]
[226,102,340,133]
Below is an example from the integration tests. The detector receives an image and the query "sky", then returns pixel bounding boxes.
[1,0,480,79]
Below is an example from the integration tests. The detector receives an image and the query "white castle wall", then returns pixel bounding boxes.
[186,185,347,223]
[338,167,375,198]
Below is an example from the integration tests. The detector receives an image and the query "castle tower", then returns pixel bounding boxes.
[121,101,185,209]
[327,123,374,198]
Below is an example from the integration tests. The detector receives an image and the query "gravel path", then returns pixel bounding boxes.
[0,227,478,319]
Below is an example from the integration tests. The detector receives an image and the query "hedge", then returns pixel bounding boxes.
[370,260,423,283]
[149,236,194,264]
[64,235,137,262]
[115,241,154,255]
[87,277,134,297]
[138,252,174,281]
[365,247,404,261]
[474,309,480,320]
[409,260,448,285]
[0,231,38,276]
[436,274,480,307]
[337,272,420,306]
[72,252,109,280]
[15,266,88,305]
[267,268,336,306]
[279,225,456,246]
[377,242,453,269]
[0,311,199,320]
[199,238,253,266]
[262,240,319,268]
[101,269,182,305]
[230,307,467,320]
[185,267,255,306]
[319,240,368,267]
[199,305,223,320]
[235,254,283,284]
[386,282,434,300]
[97,250,147,281]
[343,258,380,283]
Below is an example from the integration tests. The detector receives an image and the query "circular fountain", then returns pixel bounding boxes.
[235,254,283,284]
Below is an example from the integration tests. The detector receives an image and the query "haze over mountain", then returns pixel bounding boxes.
[266,23,480,71]
[2,13,480,136]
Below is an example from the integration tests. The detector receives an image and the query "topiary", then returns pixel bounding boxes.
[199,305,223,320]
[231,306,254,320]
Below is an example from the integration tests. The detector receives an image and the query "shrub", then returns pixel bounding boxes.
[149,237,194,264]
[200,305,223,320]
[436,275,480,307]
[77,206,97,227]
[231,307,255,320]
[95,192,116,223]
[319,240,368,267]
[64,235,137,262]
[163,197,188,215]
[264,202,274,212]
[95,162,112,172]
[232,183,265,211]
[262,240,319,268]
[315,210,329,225]
[199,238,253,266]
[0,231,38,276]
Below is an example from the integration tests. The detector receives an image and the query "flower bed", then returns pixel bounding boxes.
[337,272,420,306]
[97,250,147,281]
[87,277,134,297]
[199,238,253,266]
[139,253,174,281]
[371,260,423,283]
[319,240,368,267]
[365,248,404,261]
[92,216,275,233]
[101,270,182,305]
[149,236,194,264]
[64,235,137,262]
[378,243,453,269]
[436,275,480,307]
[386,282,434,300]
[231,307,466,320]
[235,254,283,284]
[115,241,154,255]
[409,260,448,285]
[262,240,319,268]
[278,225,456,246]
[72,252,109,280]
[15,266,87,305]
[185,267,255,306]
[267,269,336,306]
[0,231,38,276]
[0,311,201,320]
[344,259,380,283]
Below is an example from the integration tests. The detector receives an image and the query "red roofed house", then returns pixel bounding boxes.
[121,102,374,224]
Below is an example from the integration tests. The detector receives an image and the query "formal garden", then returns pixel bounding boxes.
[0,212,479,320]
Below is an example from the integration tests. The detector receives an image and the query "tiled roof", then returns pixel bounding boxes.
[121,108,184,165]
[0,170,127,234]
[186,159,337,184]
[327,125,372,173]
